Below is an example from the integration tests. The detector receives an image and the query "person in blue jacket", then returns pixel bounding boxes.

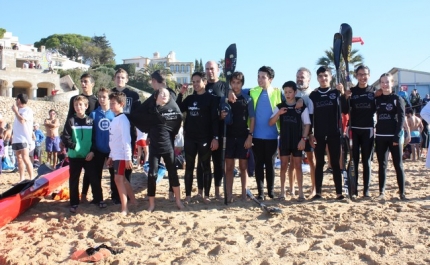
[88,87,115,208]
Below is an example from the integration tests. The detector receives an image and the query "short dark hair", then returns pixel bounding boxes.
[282,81,297,91]
[192,71,207,81]
[151,70,167,84]
[115,68,129,78]
[406,108,414,114]
[49,109,56,114]
[109,91,126,104]
[354,64,370,74]
[16,93,28,104]
[258,66,275,79]
[230,71,245,86]
[80,73,95,84]
[316,66,331,75]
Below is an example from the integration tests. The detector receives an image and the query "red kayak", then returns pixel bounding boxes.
[0,166,69,228]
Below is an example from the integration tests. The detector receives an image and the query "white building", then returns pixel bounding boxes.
[0,31,89,100]
[123,51,193,85]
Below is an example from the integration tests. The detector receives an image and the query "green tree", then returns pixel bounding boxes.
[131,63,173,93]
[194,59,199,72]
[81,35,115,65]
[316,48,364,86]
[34,34,91,61]
[199,58,204,71]
[218,58,225,79]
[0,28,6,39]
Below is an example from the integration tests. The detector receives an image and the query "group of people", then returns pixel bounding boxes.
[4,61,427,216]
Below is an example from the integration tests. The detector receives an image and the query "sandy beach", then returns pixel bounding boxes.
[1,159,429,265]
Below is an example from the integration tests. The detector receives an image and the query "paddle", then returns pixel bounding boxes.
[246,189,282,215]
[222,44,237,205]
[340,23,357,198]
[333,31,351,199]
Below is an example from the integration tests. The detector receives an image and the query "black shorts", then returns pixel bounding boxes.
[279,147,303,157]
[12,143,28,151]
[225,137,249,159]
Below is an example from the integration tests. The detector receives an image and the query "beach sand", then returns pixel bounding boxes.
[1,159,429,264]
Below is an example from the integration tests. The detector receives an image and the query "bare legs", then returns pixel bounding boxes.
[114,174,136,216]
[15,149,34,181]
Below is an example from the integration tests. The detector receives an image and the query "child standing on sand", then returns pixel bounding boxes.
[106,92,137,215]
[61,96,94,213]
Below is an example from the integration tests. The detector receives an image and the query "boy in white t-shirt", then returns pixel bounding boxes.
[106,92,137,216]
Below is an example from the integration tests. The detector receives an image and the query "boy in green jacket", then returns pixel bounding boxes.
[61,96,94,213]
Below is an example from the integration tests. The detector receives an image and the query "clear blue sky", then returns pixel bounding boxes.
[2,0,429,89]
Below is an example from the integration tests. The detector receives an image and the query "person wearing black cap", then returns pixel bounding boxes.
[308,66,346,201]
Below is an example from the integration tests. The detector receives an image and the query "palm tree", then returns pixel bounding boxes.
[134,63,173,91]
[316,48,364,87]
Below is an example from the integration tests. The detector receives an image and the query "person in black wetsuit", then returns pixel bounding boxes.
[197,61,227,200]
[145,88,184,211]
[176,71,219,203]
[308,66,347,201]
[110,68,140,205]
[270,81,311,201]
[223,72,255,201]
[375,73,407,200]
[342,65,376,198]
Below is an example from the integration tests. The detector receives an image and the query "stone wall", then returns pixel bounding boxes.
[0,96,70,133]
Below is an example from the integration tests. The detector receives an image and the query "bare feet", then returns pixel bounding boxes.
[169,192,175,202]
[121,210,128,216]
[80,195,88,204]
[176,200,185,210]
[203,196,211,203]
[184,196,191,204]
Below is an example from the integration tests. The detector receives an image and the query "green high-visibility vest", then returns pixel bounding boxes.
[249,86,282,132]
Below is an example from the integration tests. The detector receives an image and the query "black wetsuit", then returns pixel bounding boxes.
[343,85,376,196]
[176,91,219,197]
[375,94,406,196]
[277,102,307,157]
[196,81,227,189]
[145,99,182,197]
[309,88,344,195]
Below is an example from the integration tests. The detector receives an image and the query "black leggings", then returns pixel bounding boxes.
[147,150,179,197]
[314,135,343,195]
[184,138,212,197]
[252,138,277,197]
[375,137,405,195]
[351,128,375,195]
[196,137,224,187]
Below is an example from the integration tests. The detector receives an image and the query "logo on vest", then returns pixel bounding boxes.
[98,118,110,131]
[386,103,393,111]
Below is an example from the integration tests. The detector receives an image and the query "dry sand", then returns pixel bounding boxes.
[1,159,430,265]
